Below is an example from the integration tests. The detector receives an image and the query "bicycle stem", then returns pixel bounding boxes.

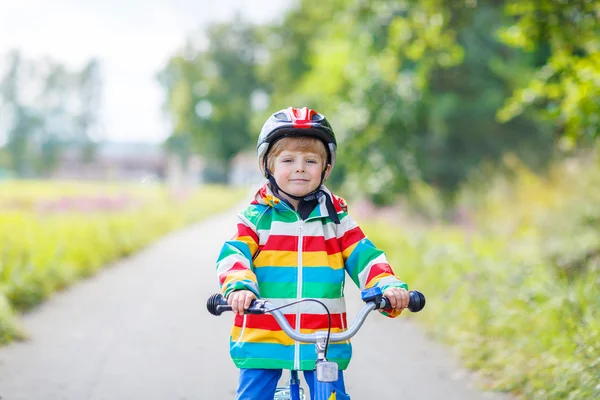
[264,300,379,343]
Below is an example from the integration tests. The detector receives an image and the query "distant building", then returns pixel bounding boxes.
[52,141,263,187]
[53,142,167,182]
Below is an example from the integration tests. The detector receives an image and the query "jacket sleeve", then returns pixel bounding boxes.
[337,212,408,318]
[216,211,261,298]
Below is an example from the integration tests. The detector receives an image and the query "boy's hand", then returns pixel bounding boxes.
[227,290,257,315]
[383,288,410,312]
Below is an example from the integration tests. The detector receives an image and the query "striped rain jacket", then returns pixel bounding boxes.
[216,183,408,371]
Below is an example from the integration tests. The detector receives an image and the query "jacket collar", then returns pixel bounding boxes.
[253,183,340,220]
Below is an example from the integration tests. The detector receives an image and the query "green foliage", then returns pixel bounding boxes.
[160,0,599,201]
[0,181,246,344]
[497,0,600,143]
[417,3,555,194]
[361,152,600,399]
[265,0,467,198]
[0,292,24,343]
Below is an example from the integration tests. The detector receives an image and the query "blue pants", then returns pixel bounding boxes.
[236,368,350,400]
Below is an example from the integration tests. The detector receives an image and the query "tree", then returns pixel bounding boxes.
[76,59,102,162]
[158,0,595,201]
[496,0,600,145]
[159,16,268,182]
[0,50,38,176]
[259,0,557,202]
[263,0,466,199]
[0,50,104,176]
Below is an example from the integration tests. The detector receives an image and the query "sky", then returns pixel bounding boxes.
[0,0,292,144]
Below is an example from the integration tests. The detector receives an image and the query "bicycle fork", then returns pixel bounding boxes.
[314,332,351,400]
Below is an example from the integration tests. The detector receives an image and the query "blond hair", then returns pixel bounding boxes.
[266,137,328,173]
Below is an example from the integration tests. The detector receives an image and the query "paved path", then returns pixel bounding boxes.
[0,207,511,400]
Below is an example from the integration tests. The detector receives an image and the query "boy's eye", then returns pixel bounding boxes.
[307,159,317,164]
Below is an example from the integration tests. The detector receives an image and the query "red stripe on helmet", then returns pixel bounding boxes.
[288,107,318,128]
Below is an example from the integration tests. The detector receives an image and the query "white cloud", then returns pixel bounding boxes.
[0,0,291,143]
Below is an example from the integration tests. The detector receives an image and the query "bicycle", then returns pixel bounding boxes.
[207,286,426,400]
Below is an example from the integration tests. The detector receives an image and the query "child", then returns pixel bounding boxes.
[216,107,410,400]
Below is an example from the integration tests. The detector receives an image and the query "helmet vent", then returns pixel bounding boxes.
[311,113,321,121]
[274,112,288,120]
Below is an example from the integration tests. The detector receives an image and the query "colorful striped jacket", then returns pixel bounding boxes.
[216,183,408,370]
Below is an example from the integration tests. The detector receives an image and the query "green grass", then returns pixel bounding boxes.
[363,222,599,399]
[359,153,600,399]
[0,182,248,344]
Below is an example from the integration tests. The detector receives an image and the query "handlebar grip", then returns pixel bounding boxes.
[381,290,426,312]
[408,290,426,312]
[206,293,264,315]
[207,293,230,315]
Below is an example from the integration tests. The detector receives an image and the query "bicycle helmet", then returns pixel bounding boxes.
[257,107,337,178]
[256,107,341,224]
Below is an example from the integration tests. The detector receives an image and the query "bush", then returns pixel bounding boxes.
[362,151,600,399]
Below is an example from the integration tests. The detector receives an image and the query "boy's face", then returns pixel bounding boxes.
[271,148,329,199]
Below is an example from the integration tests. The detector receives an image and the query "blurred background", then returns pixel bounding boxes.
[1,1,599,399]
[0,0,292,184]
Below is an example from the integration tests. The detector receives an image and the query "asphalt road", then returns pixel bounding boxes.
[0,206,512,400]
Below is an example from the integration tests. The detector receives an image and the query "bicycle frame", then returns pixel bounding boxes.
[274,370,304,400]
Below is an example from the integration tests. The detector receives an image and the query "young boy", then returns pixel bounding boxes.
[216,107,410,400]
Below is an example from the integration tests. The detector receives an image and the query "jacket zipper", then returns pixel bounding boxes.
[278,201,303,370]
[294,218,304,370]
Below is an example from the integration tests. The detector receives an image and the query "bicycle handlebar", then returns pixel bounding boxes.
[207,290,425,343]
